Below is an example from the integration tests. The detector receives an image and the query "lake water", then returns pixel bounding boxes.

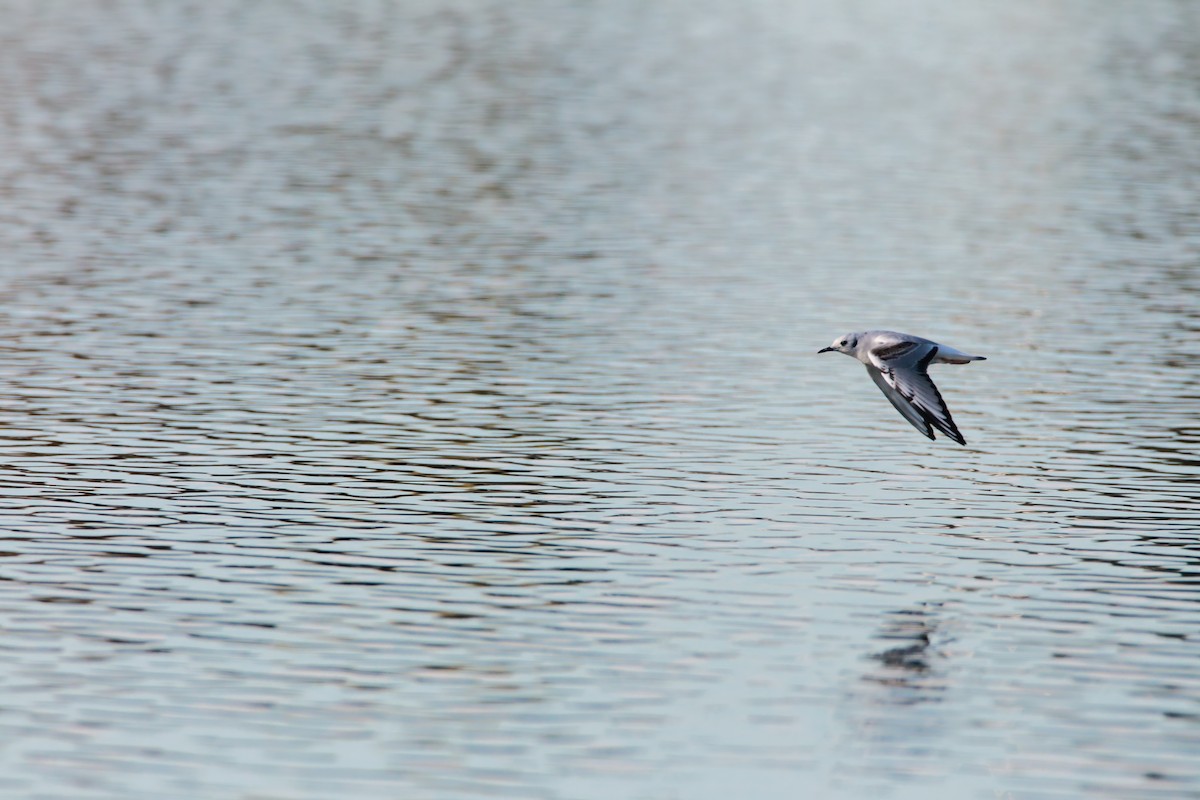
[0,1,1198,798]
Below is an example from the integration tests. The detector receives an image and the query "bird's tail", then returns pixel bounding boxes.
[934,348,985,364]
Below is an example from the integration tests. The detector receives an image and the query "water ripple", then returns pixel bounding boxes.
[0,0,1198,798]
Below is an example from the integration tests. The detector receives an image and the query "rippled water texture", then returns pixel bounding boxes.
[0,1,1198,798]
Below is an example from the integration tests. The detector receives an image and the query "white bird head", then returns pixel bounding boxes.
[818,333,860,356]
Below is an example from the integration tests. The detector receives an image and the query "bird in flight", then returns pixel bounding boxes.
[818,330,985,445]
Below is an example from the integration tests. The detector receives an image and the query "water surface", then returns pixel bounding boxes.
[0,1,1198,798]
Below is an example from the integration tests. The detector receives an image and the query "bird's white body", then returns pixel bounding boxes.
[844,330,983,366]
[818,330,985,445]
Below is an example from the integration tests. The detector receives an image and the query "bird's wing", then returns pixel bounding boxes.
[866,343,966,445]
[866,365,934,440]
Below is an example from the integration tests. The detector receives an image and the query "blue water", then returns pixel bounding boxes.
[0,1,1197,798]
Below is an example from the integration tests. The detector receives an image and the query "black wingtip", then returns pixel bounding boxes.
[940,425,966,446]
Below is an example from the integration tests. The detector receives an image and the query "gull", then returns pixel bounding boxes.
[818,330,985,445]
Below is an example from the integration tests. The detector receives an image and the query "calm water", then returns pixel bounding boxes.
[0,1,1198,798]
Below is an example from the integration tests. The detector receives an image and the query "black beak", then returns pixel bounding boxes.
[817,347,834,354]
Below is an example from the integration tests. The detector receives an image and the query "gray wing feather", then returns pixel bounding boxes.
[867,345,967,445]
[872,339,921,361]
[866,365,935,440]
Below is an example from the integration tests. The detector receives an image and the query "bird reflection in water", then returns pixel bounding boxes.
[863,604,948,704]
